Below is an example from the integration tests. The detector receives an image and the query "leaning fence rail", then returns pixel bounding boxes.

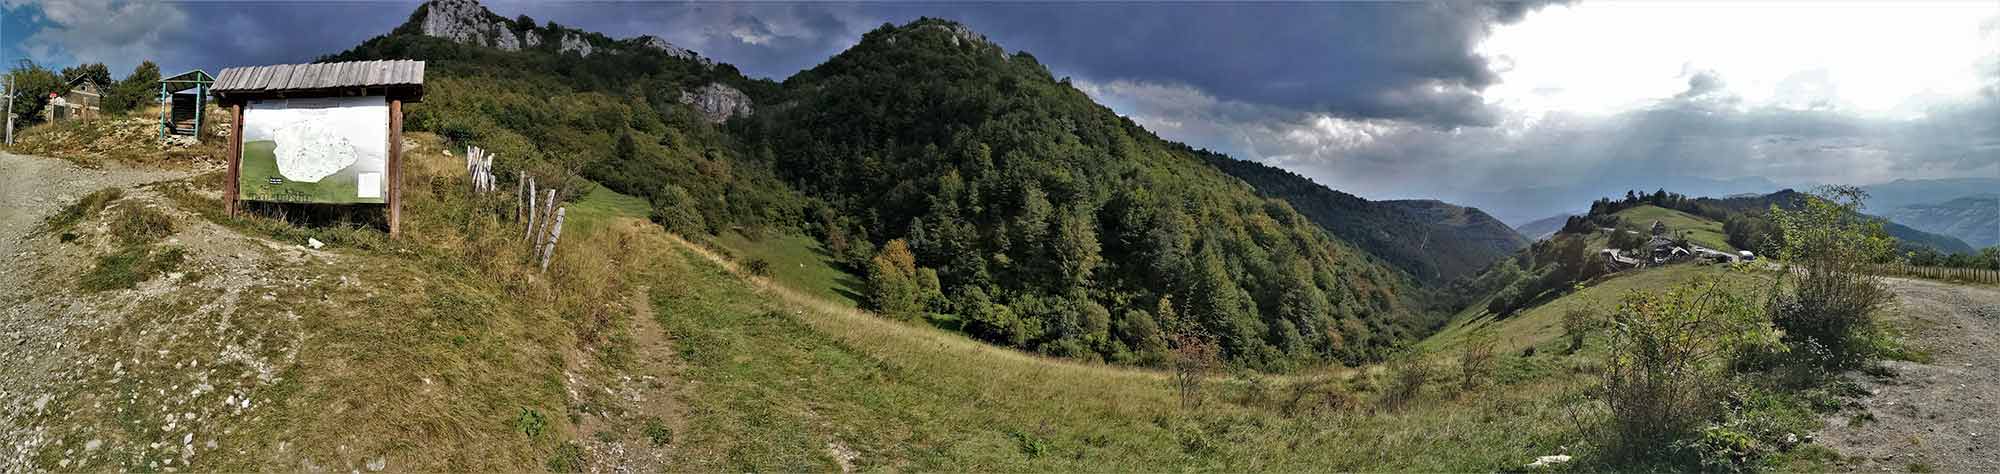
[465,144,567,273]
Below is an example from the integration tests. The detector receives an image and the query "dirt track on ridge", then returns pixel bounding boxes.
[1818,277,2000,472]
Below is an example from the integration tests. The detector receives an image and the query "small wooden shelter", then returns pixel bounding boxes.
[211,60,425,237]
[44,76,103,122]
[158,69,214,139]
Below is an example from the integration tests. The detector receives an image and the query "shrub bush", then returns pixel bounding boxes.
[1458,337,1498,393]
[1560,307,1604,353]
[744,257,772,277]
[1767,185,1897,370]
[1171,332,1219,411]
[1601,280,1766,458]
[1379,355,1439,410]
[1771,267,1892,370]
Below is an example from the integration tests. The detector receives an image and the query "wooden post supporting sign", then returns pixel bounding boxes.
[226,103,243,217]
[389,98,404,238]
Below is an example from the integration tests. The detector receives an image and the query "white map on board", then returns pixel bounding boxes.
[243,96,387,186]
[272,119,360,182]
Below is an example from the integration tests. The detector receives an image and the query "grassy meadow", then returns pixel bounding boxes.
[1615,204,1738,252]
[21,129,1843,471]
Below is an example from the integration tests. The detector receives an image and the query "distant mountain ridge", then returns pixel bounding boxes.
[1723,190,1976,255]
[1884,194,1998,249]
[1513,214,1571,241]
[1860,178,2000,213]
[1451,175,1780,226]
[1203,156,1529,283]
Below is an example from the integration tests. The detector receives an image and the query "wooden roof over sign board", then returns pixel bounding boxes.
[212,60,425,102]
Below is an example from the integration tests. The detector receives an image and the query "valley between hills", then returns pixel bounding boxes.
[3,0,1998,471]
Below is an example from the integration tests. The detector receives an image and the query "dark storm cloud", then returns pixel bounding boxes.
[12,1,1559,128]
[478,2,1567,127]
[908,2,1566,128]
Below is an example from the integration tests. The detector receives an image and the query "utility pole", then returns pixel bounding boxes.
[4,75,14,146]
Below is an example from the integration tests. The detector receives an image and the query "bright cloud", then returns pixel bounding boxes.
[1478,1,2000,120]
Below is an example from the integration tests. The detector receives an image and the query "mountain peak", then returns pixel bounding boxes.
[881,17,996,50]
[413,0,701,61]
[417,0,520,51]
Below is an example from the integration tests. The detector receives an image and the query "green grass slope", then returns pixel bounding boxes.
[1420,264,1769,356]
[1614,205,1737,252]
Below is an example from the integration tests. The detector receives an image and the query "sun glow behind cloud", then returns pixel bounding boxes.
[1478,1,2000,121]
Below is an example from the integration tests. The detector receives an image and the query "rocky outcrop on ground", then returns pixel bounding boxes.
[679,83,753,124]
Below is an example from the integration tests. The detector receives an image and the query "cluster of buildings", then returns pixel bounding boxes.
[1599,222,1754,272]
[36,70,214,141]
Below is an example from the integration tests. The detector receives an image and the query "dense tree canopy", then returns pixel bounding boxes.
[5,60,65,126]
[739,19,1426,368]
[1202,155,1528,285]
[327,15,1432,369]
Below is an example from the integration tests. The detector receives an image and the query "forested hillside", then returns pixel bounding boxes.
[324,1,807,240]
[329,6,1431,369]
[739,19,1425,367]
[1201,156,1529,283]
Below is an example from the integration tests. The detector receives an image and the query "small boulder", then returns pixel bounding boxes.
[1526,454,1571,469]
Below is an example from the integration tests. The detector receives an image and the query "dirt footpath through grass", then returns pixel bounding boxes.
[0,152,200,466]
[1818,277,2000,472]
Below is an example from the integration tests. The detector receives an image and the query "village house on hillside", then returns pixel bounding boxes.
[1603,232,1741,272]
[43,75,104,122]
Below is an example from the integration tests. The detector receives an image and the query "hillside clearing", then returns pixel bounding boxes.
[0,140,1610,471]
[1615,205,1739,252]
[1419,264,1771,356]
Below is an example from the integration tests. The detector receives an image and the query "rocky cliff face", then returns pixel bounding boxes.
[558,32,594,56]
[679,83,753,124]
[420,0,520,51]
[637,36,709,66]
[418,0,705,63]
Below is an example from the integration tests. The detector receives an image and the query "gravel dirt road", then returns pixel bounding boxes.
[1818,277,2000,472]
[0,152,196,466]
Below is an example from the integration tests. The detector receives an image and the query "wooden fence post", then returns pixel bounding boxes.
[525,177,537,240]
[540,207,565,272]
[536,188,557,247]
